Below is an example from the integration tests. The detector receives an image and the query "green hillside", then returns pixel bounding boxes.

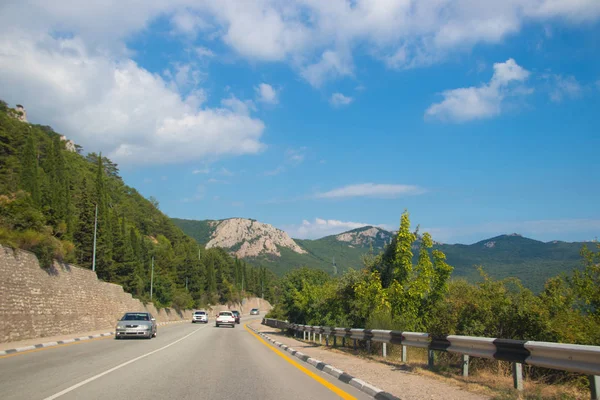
[172,216,593,292]
[170,218,214,246]
[0,101,275,308]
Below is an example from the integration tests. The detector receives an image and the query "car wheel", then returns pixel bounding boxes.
[216,324,219,327]
[153,331,157,338]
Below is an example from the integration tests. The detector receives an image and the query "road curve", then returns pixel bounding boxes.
[0,317,370,399]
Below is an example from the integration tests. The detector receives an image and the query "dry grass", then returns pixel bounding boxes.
[299,336,589,400]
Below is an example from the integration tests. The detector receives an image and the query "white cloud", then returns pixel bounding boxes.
[301,50,353,88]
[0,32,266,165]
[287,218,391,239]
[171,11,210,37]
[1,1,599,89]
[545,74,583,102]
[425,58,531,122]
[424,219,600,244]
[255,83,279,104]
[207,178,228,184]
[193,168,210,174]
[315,183,426,199]
[330,93,353,107]
[195,46,215,58]
[286,147,306,165]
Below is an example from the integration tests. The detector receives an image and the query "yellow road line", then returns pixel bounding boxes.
[244,323,356,400]
[0,335,113,359]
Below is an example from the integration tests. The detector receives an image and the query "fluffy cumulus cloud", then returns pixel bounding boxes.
[425,58,531,122]
[330,93,353,107]
[0,32,265,165]
[315,183,426,199]
[287,218,391,239]
[2,1,600,89]
[255,83,279,104]
[177,0,600,85]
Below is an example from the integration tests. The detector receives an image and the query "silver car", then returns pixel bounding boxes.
[115,312,157,339]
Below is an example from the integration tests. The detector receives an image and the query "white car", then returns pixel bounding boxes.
[192,310,208,323]
[215,311,235,328]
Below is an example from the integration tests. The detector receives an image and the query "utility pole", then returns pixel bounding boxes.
[92,204,98,272]
[150,256,154,301]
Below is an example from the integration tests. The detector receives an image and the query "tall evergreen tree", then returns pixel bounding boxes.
[73,177,94,267]
[20,133,40,205]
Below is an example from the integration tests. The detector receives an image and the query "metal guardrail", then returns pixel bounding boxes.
[263,318,600,399]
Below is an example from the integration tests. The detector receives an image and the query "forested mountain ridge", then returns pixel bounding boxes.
[0,101,275,308]
[173,217,595,292]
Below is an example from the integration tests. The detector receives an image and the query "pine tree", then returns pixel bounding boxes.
[20,133,40,205]
[73,177,94,267]
[94,153,114,281]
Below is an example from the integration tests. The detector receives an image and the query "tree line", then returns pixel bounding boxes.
[269,211,600,346]
[0,101,276,309]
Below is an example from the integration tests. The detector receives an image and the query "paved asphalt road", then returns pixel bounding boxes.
[0,317,370,400]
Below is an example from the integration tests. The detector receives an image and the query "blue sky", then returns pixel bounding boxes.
[1,1,599,243]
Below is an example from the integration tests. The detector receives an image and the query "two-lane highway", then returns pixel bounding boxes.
[0,317,370,399]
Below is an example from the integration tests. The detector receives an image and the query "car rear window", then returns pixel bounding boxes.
[219,312,232,316]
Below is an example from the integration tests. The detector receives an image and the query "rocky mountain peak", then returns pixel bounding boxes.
[205,218,306,258]
[335,226,393,247]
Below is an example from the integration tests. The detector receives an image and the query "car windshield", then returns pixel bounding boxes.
[194,312,205,315]
[121,313,149,321]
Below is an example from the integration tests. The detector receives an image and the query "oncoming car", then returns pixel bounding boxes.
[115,312,157,339]
[215,311,235,328]
[250,308,260,315]
[192,310,208,323]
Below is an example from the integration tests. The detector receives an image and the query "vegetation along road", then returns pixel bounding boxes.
[0,316,369,400]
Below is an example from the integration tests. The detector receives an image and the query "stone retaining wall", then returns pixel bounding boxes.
[0,245,272,343]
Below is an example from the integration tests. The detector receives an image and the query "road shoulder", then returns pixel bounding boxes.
[248,321,490,400]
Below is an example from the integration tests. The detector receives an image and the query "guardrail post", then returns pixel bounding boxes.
[342,337,346,347]
[303,331,306,340]
[353,339,357,351]
[325,335,329,346]
[428,350,435,368]
[462,355,469,377]
[590,375,599,400]
[319,333,322,344]
[333,336,337,347]
[512,362,523,391]
[402,345,407,362]
[382,343,387,358]
[366,340,371,354]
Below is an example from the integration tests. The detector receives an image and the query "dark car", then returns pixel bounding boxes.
[231,310,241,324]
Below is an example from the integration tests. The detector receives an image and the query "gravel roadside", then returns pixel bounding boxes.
[249,320,490,400]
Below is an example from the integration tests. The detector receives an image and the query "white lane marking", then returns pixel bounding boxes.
[43,325,205,400]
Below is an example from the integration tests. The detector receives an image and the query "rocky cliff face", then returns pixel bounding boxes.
[335,226,393,248]
[206,218,307,258]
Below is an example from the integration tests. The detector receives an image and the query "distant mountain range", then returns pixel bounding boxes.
[171,217,594,292]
